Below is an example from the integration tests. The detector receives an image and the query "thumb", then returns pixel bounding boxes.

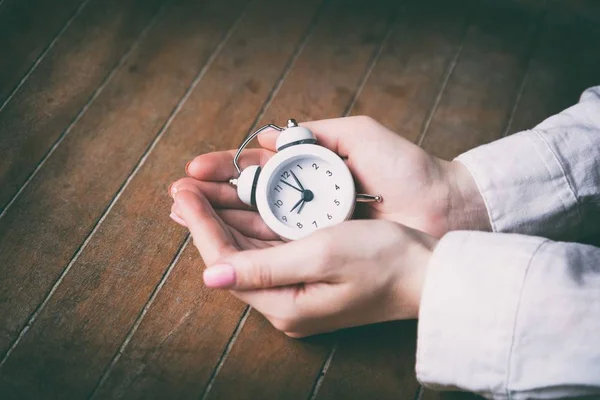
[173,184,238,265]
[203,237,326,290]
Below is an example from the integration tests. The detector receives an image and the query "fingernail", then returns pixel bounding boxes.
[172,184,202,200]
[169,212,187,227]
[185,160,192,175]
[168,182,175,198]
[204,264,236,288]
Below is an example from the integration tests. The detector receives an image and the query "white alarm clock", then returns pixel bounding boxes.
[229,119,381,241]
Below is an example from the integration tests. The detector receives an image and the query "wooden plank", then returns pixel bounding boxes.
[0,0,165,212]
[316,321,418,400]
[419,0,542,160]
[0,0,322,398]
[315,2,471,398]
[0,0,247,378]
[203,1,395,399]
[351,0,471,142]
[88,0,323,398]
[504,6,600,246]
[90,245,248,400]
[0,0,85,104]
[420,389,483,400]
[506,6,600,134]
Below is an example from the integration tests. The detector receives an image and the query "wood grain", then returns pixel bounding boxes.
[0,0,598,399]
[505,4,600,247]
[204,1,396,399]
[88,0,323,398]
[507,5,600,134]
[315,321,418,400]
[351,0,471,142]
[420,389,483,400]
[420,0,542,160]
[315,2,471,399]
[0,0,164,212]
[2,1,324,398]
[0,0,247,388]
[0,0,84,104]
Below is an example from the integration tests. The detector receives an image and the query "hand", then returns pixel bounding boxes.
[175,116,489,240]
[172,187,437,337]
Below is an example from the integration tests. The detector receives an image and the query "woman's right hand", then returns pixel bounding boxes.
[178,116,490,239]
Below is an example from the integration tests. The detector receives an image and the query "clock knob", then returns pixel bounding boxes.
[232,165,261,206]
[275,122,317,151]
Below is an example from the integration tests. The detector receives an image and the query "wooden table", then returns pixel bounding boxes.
[1,0,599,398]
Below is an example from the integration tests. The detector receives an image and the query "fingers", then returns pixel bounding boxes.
[257,116,376,156]
[216,209,279,241]
[203,235,327,290]
[185,116,379,181]
[173,184,239,265]
[186,148,274,181]
[170,202,187,227]
[171,177,251,210]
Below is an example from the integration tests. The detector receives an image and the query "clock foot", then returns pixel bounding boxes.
[356,194,382,203]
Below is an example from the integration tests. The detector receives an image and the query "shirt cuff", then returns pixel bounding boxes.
[455,131,580,241]
[416,231,546,399]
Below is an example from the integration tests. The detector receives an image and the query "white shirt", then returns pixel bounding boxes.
[416,86,600,399]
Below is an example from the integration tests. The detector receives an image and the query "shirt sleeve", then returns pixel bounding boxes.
[416,231,600,400]
[454,85,600,241]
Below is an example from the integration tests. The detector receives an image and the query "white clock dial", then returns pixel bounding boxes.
[255,144,355,241]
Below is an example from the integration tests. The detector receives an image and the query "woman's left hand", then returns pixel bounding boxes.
[172,186,437,338]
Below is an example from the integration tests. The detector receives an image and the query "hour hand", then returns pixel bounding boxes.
[290,198,304,213]
[298,200,306,214]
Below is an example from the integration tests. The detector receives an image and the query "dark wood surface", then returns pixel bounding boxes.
[1,0,599,399]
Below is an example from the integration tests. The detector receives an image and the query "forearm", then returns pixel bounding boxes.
[417,231,600,399]
[444,85,600,241]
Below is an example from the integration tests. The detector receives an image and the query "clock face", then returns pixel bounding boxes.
[255,144,355,241]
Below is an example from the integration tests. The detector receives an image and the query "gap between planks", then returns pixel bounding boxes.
[0,0,169,220]
[0,0,91,114]
[0,0,247,370]
[89,235,193,399]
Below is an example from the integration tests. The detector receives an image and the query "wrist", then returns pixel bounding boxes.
[410,231,438,319]
[390,225,438,320]
[441,159,492,233]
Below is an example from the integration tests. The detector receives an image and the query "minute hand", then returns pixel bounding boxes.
[289,170,305,191]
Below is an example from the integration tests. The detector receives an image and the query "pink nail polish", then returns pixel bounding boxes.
[172,184,202,199]
[204,265,236,288]
[169,212,187,227]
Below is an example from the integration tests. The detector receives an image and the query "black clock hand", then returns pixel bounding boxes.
[297,199,306,214]
[280,179,302,193]
[289,170,305,191]
[290,198,303,213]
